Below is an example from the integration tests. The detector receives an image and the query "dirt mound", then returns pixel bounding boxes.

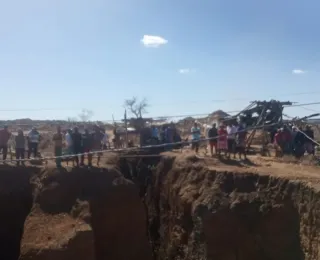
[20,210,94,260]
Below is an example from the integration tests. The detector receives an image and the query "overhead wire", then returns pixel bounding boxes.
[0,97,320,122]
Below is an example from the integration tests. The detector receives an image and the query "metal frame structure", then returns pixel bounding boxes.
[223,100,293,150]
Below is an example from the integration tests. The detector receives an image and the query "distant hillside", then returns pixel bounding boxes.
[209,110,230,119]
[308,118,320,124]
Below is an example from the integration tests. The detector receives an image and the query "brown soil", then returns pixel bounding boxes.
[142,152,320,260]
[0,151,319,260]
[0,165,152,260]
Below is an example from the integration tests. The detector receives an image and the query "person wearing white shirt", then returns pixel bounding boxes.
[65,129,73,154]
[226,123,238,158]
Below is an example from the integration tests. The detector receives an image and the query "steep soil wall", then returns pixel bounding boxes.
[145,156,320,260]
[30,167,153,260]
[0,153,319,260]
[0,166,153,260]
[0,166,36,260]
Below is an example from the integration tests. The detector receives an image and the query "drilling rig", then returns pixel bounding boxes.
[223,100,292,151]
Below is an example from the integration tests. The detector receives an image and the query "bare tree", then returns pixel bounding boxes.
[124,97,149,118]
[78,109,94,122]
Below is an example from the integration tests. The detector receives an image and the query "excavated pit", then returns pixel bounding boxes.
[118,155,320,260]
[0,166,35,260]
[0,154,319,260]
[0,165,153,260]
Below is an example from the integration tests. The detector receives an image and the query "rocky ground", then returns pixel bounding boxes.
[0,150,319,260]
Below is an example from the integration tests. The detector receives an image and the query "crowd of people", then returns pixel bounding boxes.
[191,121,248,159]
[0,121,317,167]
[0,126,42,165]
[272,124,316,157]
[0,125,109,167]
[190,121,317,159]
[142,124,182,149]
[56,125,108,167]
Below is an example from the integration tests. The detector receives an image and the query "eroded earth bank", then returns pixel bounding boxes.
[0,153,319,260]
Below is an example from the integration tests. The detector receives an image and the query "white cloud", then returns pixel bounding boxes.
[179,68,196,74]
[140,35,168,48]
[292,69,306,74]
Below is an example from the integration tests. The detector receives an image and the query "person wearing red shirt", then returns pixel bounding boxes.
[217,124,228,156]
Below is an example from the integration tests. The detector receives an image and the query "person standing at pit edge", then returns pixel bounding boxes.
[81,128,93,167]
[15,129,26,166]
[92,125,104,166]
[0,125,11,162]
[53,126,63,168]
[191,122,201,154]
[27,127,41,158]
[71,127,82,167]
[208,123,218,157]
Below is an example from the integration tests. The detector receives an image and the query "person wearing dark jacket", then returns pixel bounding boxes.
[15,129,25,165]
[293,128,305,158]
[92,126,104,166]
[81,129,93,167]
[208,123,218,156]
[304,125,315,155]
[53,126,63,168]
[72,127,82,167]
[0,125,11,161]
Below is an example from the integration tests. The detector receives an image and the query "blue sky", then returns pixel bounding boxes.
[1,0,320,121]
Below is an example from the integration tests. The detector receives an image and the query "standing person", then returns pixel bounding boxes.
[217,124,228,156]
[65,129,73,154]
[191,122,201,154]
[292,127,306,158]
[53,126,63,168]
[165,125,175,151]
[113,126,120,149]
[304,125,315,155]
[151,125,159,144]
[291,126,298,151]
[235,123,247,160]
[282,126,292,154]
[226,122,238,159]
[0,125,11,162]
[102,131,109,149]
[274,129,284,157]
[160,126,166,144]
[208,123,218,157]
[72,127,82,167]
[92,125,104,166]
[65,129,74,166]
[27,127,40,158]
[81,128,93,167]
[15,129,25,166]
